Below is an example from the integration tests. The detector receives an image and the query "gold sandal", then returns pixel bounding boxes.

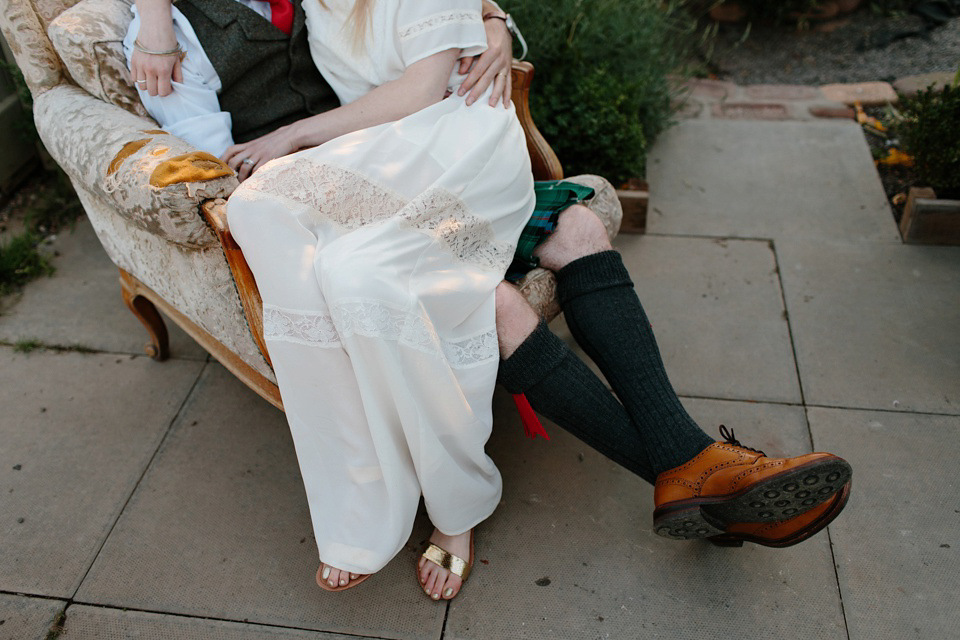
[417,530,474,600]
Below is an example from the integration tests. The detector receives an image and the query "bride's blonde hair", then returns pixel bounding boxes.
[316,0,374,48]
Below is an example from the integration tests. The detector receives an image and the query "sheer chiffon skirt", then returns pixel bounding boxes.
[227,93,534,573]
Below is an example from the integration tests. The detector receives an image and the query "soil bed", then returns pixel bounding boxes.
[708,12,959,85]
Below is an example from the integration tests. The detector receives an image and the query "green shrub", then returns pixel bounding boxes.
[0,231,54,296]
[899,83,960,193]
[510,0,700,184]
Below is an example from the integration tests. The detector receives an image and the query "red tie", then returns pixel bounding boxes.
[268,0,294,36]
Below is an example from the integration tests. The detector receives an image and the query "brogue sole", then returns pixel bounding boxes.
[708,480,852,548]
[653,457,852,540]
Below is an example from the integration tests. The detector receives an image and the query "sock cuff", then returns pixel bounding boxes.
[557,250,633,306]
[497,320,569,394]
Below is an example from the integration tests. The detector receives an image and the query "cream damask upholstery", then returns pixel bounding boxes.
[47,0,147,117]
[0,0,622,398]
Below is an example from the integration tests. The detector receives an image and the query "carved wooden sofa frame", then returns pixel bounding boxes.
[2,0,622,411]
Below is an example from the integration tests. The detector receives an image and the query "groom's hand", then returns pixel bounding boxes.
[457,13,512,107]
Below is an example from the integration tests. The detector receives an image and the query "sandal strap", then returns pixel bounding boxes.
[422,543,472,581]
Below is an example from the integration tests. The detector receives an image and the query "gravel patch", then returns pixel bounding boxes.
[710,13,959,85]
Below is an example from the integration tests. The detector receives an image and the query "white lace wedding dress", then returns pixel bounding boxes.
[227,0,535,574]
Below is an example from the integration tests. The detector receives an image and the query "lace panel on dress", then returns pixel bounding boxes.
[263,305,340,348]
[262,302,499,369]
[241,159,515,272]
[398,11,482,42]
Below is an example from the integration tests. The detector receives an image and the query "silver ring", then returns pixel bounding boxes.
[135,80,147,86]
[241,158,254,166]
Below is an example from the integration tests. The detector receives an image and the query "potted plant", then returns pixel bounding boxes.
[895,78,960,244]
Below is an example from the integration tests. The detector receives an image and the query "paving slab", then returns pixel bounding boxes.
[57,605,361,639]
[646,120,900,243]
[778,241,960,414]
[0,594,65,640]
[0,217,206,360]
[551,234,801,404]
[809,408,960,640]
[76,363,445,640]
[0,347,203,598]
[445,392,845,640]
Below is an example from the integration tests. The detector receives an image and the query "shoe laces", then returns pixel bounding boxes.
[718,425,765,456]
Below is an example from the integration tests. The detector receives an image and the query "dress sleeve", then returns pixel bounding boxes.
[395,0,487,67]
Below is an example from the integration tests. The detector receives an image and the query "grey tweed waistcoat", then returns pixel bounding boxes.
[175,0,340,143]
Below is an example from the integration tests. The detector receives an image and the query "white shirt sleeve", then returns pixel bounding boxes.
[123,5,234,157]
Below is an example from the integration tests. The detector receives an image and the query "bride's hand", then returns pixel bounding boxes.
[457,14,512,107]
[221,125,299,182]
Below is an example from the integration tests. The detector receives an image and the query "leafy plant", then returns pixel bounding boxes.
[898,83,960,194]
[510,0,701,184]
[0,231,54,296]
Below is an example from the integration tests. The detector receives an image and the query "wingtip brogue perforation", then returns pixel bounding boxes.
[652,428,852,542]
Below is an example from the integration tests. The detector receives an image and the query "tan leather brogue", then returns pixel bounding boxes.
[653,426,852,540]
[709,480,851,548]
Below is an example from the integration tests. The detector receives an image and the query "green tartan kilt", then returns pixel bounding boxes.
[505,180,596,282]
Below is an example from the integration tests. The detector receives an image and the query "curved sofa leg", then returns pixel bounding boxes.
[119,269,170,361]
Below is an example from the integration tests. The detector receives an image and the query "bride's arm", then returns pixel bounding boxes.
[222,48,461,181]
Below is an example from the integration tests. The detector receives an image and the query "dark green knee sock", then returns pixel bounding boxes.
[497,321,657,484]
[557,250,714,475]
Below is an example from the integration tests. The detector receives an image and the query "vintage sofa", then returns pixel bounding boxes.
[0,0,622,410]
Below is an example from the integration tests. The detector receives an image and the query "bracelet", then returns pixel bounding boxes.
[134,38,184,57]
[483,13,508,23]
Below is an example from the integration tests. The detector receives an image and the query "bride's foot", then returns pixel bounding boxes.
[317,563,366,591]
[417,528,473,600]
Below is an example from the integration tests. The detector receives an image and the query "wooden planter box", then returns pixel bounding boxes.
[617,186,649,234]
[900,187,960,245]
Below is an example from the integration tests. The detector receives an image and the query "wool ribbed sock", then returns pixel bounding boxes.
[557,250,715,475]
[497,320,657,484]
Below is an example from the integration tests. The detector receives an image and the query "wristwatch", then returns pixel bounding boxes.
[483,12,528,61]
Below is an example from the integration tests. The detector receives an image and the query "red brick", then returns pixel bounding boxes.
[711,102,790,120]
[683,79,737,100]
[820,82,897,106]
[809,105,856,119]
[745,84,822,101]
[893,73,954,99]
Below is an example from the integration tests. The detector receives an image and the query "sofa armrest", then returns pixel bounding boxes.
[516,174,623,321]
[34,84,239,249]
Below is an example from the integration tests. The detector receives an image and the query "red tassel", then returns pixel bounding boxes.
[512,393,549,440]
